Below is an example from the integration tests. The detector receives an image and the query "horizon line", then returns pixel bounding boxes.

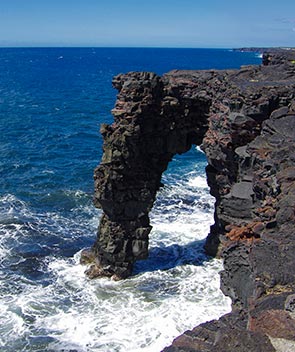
[0,45,287,50]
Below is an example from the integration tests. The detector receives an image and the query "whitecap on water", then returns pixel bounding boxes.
[0,155,231,351]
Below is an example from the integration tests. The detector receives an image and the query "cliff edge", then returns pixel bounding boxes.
[82,50,295,351]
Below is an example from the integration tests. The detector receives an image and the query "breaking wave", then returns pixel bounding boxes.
[0,148,231,352]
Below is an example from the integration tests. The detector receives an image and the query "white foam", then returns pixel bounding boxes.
[0,166,232,351]
[31,251,230,352]
[31,170,230,351]
[187,175,208,188]
[196,145,205,154]
[0,300,27,347]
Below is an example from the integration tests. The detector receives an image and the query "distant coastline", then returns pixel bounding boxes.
[234,46,295,53]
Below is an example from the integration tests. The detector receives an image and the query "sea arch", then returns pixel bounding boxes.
[80,71,216,279]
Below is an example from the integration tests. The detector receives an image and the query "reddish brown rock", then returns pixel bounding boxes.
[249,309,295,340]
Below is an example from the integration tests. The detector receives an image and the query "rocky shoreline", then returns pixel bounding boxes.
[81,49,295,351]
[163,52,295,351]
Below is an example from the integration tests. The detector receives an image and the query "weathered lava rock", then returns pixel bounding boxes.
[81,71,211,279]
[162,50,295,351]
[81,49,295,350]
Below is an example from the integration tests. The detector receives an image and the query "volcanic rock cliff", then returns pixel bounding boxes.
[81,50,295,351]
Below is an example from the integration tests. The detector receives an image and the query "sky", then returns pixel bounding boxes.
[0,0,295,48]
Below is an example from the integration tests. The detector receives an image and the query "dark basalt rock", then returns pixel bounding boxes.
[81,49,295,350]
[81,71,211,279]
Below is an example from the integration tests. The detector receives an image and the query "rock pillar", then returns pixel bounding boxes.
[81,71,210,279]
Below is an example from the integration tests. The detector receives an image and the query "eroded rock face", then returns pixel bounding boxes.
[81,49,295,350]
[81,71,211,279]
[163,52,295,351]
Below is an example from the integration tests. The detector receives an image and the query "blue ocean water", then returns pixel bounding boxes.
[0,48,261,351]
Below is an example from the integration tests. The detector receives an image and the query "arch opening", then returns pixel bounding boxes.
[133,145,215,275]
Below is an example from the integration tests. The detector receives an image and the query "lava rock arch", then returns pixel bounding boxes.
[81,50,295,351]
[80,71,211,279]
[81,55,295,286]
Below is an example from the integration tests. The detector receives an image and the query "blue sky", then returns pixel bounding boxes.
[0,0,295,48]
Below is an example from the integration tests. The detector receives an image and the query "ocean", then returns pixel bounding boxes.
[0,48,261,351]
